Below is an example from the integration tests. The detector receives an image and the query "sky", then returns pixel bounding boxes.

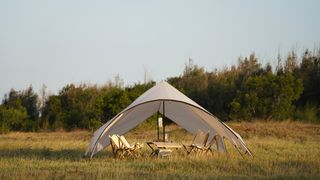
[1,0,320,97]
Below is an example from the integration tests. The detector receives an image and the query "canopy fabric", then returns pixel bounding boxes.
[85,81,252,158]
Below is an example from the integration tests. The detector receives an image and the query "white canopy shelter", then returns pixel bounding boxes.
[85,81,252,158]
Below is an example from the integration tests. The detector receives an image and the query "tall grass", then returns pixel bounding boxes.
[0,121,319,179]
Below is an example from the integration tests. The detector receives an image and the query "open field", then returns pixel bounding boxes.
[0,121,319,179]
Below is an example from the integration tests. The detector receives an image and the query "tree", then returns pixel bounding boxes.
[59,84,102,130]
[0,88,32,132]
[169,59,209,109]
[230,72,303,120]
[96,87,131,122]
[20,86,39,130]
[294,49,320,106]
[38,84,48,119]
[0,105,29,133]
[41,95,62,130]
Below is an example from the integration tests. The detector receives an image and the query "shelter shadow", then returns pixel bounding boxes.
[0,148,110,161]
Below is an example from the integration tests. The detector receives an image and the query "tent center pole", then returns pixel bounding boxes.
[163,101,165,142]
[157,111,159,141]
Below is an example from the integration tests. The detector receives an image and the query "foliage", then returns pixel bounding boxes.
[230,72,303,120]
[38,81,155,131]
[294,50,320,107]
[0,49,320,132]
[0,106,29,133]
[41,95,62,130]
[169,53,305,121]
[96,87,130,122]
[0,88,38,132]
[58,84,102,130]
[294,104,319,123]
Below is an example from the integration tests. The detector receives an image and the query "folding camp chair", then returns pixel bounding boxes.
[183,130,209,155]
[203,134,227,155]
[109,134,125,158]
[118,135,143,158]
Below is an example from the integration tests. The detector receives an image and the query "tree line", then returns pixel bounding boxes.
[0,49,319,132]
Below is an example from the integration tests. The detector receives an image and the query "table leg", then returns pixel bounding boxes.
[147,142,157,157]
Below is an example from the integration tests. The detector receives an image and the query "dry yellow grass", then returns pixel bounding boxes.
[0,121,319,179]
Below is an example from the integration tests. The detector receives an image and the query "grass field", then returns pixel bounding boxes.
[0,121,319,179]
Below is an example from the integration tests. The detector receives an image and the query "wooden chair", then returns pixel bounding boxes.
[183,130,209,155]
[203,134,226,154]
[109,134,125,158]
[117,135,143,158]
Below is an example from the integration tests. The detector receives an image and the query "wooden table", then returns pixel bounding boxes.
[147,142,182,157]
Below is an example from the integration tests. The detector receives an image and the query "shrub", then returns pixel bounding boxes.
[294,104,319,123]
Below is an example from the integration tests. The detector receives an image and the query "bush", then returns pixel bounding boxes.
[294,104,319,123]
[0,106,30,133]
[86,118,103,131]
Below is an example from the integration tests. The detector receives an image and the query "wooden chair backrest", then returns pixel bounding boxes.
[193,130,209,147]
[109,134,122,148]
[118,135,131,148]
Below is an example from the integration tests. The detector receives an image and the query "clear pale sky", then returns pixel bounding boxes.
[1,0,319,97]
